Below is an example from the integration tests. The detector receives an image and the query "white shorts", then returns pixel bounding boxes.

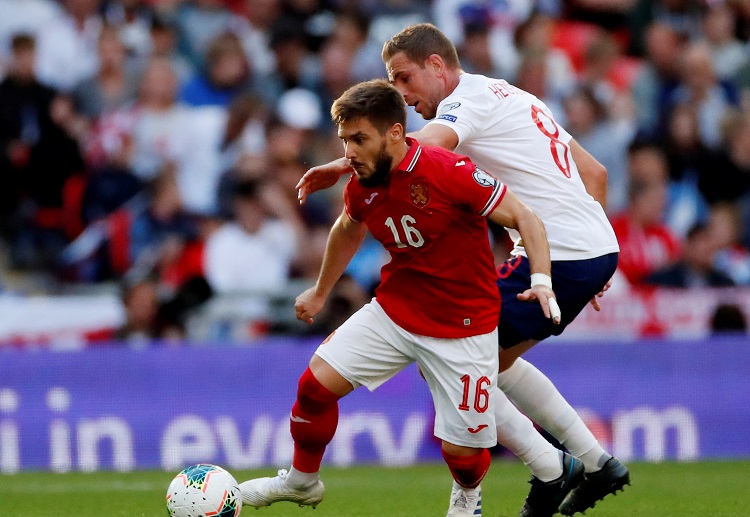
[315,300,498,449]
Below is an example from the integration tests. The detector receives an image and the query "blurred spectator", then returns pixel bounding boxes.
[458,16,504,78]
[514,48,566,121]
[202,178,303,322]
[0,34,85,269]
[563,85,633,214]
[127,57,228,215]
[513,12,576,97]
[610,142,682,285]
[316,12,371,107]
[710,303,748,334]
[215,93,268,181]
[180,32,253,108]
[157,274,214,340]
[709,202,750,285]
[432,0,531,76]
[701,2,748,81]
[667,41,739,149]
[102,0,155,59]
[644,222,735,288]
[147,16,194,85]
[129,58,187,181]
[579,30,622,102]
[0,0,60,75]
[662,103,713,183]
[174,0,234,70]
[233,0,279,76]
[660,103,711,236]
[655,0,703,35]
[62,165,197,282]
[267,87,324,163]
[35,0,102,91]
[72,25,141,119]
[265,16,321,97]
[631,23,684,139]
[698,108,750,205]
[115,275,161,342]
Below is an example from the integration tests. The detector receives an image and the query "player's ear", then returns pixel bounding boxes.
[388,123,403,143]
[427,54,444,73]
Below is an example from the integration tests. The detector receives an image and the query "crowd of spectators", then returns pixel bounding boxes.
[1,0,749,340]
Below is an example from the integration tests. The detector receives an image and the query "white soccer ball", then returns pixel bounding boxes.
[166,463,243,517]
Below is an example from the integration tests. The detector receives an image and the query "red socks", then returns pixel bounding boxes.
[290,367,341,473]
[442,448,491,489]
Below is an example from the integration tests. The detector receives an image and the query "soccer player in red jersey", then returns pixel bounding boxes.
[297,24,629,517]
[239,79,570,517]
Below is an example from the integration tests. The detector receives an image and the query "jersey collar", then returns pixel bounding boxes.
[396,137,422,173]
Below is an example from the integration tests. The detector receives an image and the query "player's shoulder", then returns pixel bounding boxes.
[414,143,469,169]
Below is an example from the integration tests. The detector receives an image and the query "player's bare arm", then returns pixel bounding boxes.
[487,190,561,324]
[570,138,608,209]
[406,123,459,151]
[296,126,459,205]
[296,157,352,204]
[295,209,367,324]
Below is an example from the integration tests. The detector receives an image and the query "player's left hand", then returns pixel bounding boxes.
[588,276,613,312]
[295,287,327,324]
[517,286,562,325]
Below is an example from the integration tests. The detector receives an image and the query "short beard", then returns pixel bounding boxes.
[357,146,392,188]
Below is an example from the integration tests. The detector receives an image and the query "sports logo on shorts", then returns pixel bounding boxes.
[472,167,496,187]
[438,102,461,115]
[410,177,430,207]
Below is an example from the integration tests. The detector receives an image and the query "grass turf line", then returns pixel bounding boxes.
[1,460,749,516]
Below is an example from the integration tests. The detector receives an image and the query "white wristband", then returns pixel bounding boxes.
[530,273,552,289]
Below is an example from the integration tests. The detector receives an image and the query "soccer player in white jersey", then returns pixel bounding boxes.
[296,23,628,517]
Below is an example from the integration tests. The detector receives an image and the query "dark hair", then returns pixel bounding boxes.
[232,179,262,200]
[381,23,461,69]
[330,79,406,134]
[11,33,35,52]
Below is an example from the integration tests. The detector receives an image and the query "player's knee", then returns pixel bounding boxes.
[297,367,341,413]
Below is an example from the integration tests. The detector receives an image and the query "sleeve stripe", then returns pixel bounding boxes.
[479,182,507,217]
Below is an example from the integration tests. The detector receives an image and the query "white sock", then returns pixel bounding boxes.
[286,466,319,488]
[493,386,563,482]
[499,358,610,473]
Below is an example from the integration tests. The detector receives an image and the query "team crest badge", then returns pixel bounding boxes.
[410,178,430,207]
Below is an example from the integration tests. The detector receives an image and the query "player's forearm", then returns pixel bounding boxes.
[516,210,552,277]
[314,220,366,298]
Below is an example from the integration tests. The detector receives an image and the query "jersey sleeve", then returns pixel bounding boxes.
[428,93,485,145]
[447,158,507,216]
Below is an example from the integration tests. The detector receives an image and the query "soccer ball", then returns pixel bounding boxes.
[166,464,243,517]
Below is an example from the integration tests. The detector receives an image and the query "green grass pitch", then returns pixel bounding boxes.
[1,460,749,516]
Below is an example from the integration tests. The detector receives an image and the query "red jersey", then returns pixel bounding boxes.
[344,138,505,338]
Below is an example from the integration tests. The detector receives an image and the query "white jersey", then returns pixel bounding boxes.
[430,73,619,261]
